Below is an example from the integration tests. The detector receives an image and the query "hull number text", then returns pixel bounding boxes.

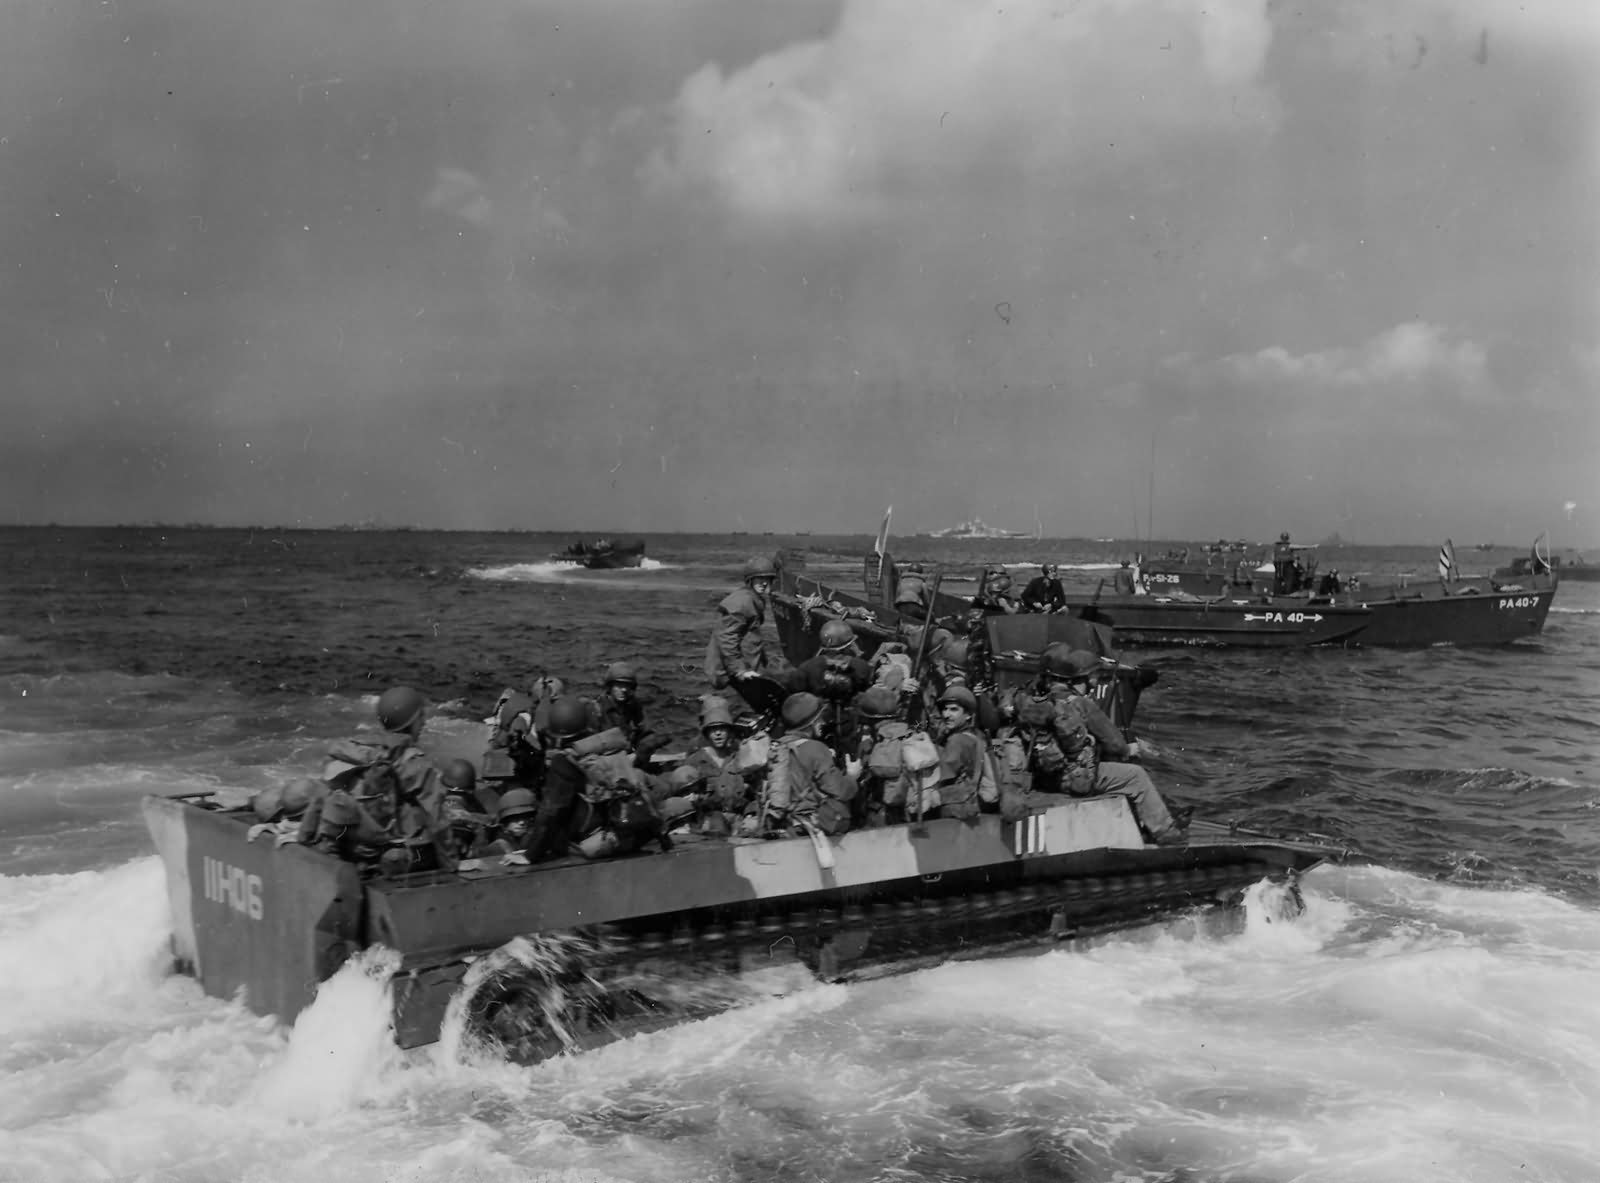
[202,856,264,920]
[1243,612,1325,624]
[1497,596,1538,610]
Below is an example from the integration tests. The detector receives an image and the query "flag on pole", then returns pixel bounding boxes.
[874,506,892,581]
[1437,539,1457,583]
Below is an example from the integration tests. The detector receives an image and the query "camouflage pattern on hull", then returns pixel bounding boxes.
[143,794,1334,1058]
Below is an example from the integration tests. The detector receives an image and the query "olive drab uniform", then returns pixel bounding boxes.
[934,725,988,820]
[296,730,448,867]
[707,585,772,689]
[482,689,544,789]
[763,733,857,836]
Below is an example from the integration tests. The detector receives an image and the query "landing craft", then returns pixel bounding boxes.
[143,792,1337,1062]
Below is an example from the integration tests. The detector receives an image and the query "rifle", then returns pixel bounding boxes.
[905,571,944,728]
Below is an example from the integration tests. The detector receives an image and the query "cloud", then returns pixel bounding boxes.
[646,0,1280,225]
[1224,322,1489,395]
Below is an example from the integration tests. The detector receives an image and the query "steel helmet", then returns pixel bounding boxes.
[1041,563,1059,577]
[743,555,779,583]
[603,661,638,687]
[936,686,978,713]
[894,577,927,605]
[440,758,478,792]
[1040,644,1099,681]
[699,694,736,732]
[781,692,826,731]
[818,619,857,653]
[532,675,566,698]
[544,695,592,741]
[902,561,926,575]
[942,638,970,670]
[376,686,426,732]
[855,687,901,719]
[497,787,537,822]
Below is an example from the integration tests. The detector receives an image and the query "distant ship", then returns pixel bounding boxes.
[926,517,1031,540]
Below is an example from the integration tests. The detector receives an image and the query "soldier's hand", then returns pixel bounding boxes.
[900,677,919,695]
[844,757,863,779]
[1125,739,1142,761]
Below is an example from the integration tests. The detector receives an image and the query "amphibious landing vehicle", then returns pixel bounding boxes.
[143,792,1335,1063]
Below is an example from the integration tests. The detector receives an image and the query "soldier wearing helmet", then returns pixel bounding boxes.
[1023,646,1187,845]
[759,693,858,837]
[1020,563,1067,614]
[476,787,538,858]
[706,554,781,694]
[437,758,492,860]
[681,694,757,833]
[932,685,987,820]
[295,686,451,870]
[781,618,873,755]
[970,565,1020,616]
[590,660,665,761]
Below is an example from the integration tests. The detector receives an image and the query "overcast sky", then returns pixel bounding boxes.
[3,0,1596,542]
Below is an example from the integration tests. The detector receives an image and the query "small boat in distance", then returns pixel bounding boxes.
[551,538,647,569]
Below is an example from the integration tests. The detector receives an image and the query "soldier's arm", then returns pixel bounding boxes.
[1080,697,1130,759]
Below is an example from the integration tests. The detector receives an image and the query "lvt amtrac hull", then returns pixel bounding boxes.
[143,794,1334,1062]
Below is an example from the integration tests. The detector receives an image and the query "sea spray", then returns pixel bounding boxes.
[250,946,405,1122]
[0,859,173,1035]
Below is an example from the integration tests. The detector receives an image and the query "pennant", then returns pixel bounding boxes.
[1437,539,1457,582]
[874,506,892,582]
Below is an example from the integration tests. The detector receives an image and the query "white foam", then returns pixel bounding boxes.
[469,558,672,583]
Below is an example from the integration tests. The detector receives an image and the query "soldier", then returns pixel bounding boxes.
[784,619,874,757]
[852,685,914,826]
[681,694,757,833]
[296,685,451,872]
[761,693,858,836]
[932,686,989,820]
[590,661,669,765]
[970,565,1020,615]
[707,554,780,693]
[1020,563,1067,613]
[437,758,493,860]
[1030,647,1187,845]
[479,787,537,857]
[1114,560,1137,596]
[524,695,670,862]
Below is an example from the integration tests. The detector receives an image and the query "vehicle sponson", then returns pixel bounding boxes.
[143,794,1334,1059]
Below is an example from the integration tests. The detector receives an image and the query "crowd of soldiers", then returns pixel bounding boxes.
[248,554,1190,874]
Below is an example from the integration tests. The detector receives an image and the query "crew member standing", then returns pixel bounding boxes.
[707,555,780,691]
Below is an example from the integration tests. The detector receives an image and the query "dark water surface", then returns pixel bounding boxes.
[2,527,1597,1182]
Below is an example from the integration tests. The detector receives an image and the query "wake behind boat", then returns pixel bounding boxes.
[551,538,647,569]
